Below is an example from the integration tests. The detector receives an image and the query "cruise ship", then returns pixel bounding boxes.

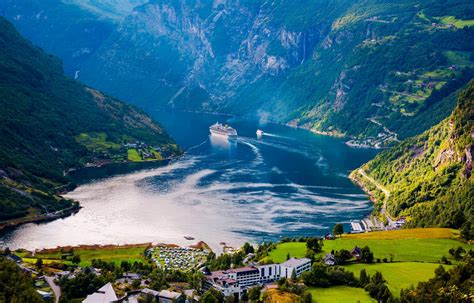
[209,122,238,139]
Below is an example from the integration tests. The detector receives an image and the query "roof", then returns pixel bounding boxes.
[280,257,311,268]
[7,254,22,262]
[142,288,160,296]
[159,290,182,299]
[229,266,259,274]
[82,282,118,303]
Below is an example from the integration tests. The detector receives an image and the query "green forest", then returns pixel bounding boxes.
[353,81,473,231]
[0,17,181,223]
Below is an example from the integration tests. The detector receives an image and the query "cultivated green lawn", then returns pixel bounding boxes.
[344,262,449,296]
[265,242,308,263]
[308,286,375,303]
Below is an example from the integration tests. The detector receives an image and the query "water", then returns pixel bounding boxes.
[0,110,378,252]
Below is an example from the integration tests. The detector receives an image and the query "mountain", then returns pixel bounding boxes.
[351,81,473,229]
[0,17,181,225]
[1,0,472,146]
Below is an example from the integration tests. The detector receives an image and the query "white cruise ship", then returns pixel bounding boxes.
[209,122,237,139]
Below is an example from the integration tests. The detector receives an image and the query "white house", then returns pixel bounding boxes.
[279,258,312,279]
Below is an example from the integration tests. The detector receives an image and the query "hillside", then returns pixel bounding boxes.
[351,81,473,230]
[0,17,181,226]
[1,0,473,146]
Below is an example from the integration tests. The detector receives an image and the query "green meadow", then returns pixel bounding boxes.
[262,229,471,297]
[344,262,450,296]
[308,286,376,303]
[20,244,149,267]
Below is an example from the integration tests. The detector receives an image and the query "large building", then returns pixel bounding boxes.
[204,258,311,298]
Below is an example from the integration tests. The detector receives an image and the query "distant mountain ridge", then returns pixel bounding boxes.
[0,17,180,226]
[1,0,472,147]
[351,81,473,229]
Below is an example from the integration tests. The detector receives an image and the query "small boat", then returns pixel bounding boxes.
[256,129,264,137]
[184,236,195,240]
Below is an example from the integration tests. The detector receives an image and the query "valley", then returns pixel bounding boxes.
[0,1,472,302]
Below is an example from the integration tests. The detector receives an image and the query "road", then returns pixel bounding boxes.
[357,169,393,225]
[45,276,60,303]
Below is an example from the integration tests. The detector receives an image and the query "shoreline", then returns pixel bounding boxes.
[0,154,183,234]
[0,204,81,232]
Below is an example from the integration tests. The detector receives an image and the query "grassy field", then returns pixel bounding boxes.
[75,132,120,152]
[439,16,474,28]
[308,286,375,303]
[265,288,300,303]
[21,244,149,267]
[265,242,308,263]
[264,229,468,264]
[344,262,449,296]
[127,148,143,162]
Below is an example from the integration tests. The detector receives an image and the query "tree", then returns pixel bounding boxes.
[332,223,344,237]
[35,258,43,269]
[286,253,291,260]
[359,269,369,286]
[306,238,323,252]
[248,286,261,302]
[200,292,218,303]
[360,246,374,263]
[3,247,11,256]
[132,279,141,289]
[72,255,81,265]
[291,268,297,281]
[243,242,255,254]
[0,257,43,303]
[121,260,131,271]
[299,292,312,303]
[334,249,352,265]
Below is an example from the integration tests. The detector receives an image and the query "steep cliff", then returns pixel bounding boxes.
[351,81,473,228]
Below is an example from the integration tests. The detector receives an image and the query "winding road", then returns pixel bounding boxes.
[357,169,393,224]
[45,276,60,303]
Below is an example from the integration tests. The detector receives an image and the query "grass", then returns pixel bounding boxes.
[127,148,143,162]
[26,244,149,267]
[75,132,120,152]
[264,242,308,263]
[342,228,458,240]
[308,286,375,303]
[265,288,300,303]
[439,16,474,28]
[444,51,472,66]
[264,229,469,264]
[344,262,449,296]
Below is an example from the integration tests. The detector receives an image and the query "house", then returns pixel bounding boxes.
[123,272,142,280]
[158,290,184,303]
[351,246,362,261]
[82,282,118,303]
[36,290,53,301]
[280,258,312,279]
[6,254,22,263]
[324,254,336,266]
[324,234,335,240]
